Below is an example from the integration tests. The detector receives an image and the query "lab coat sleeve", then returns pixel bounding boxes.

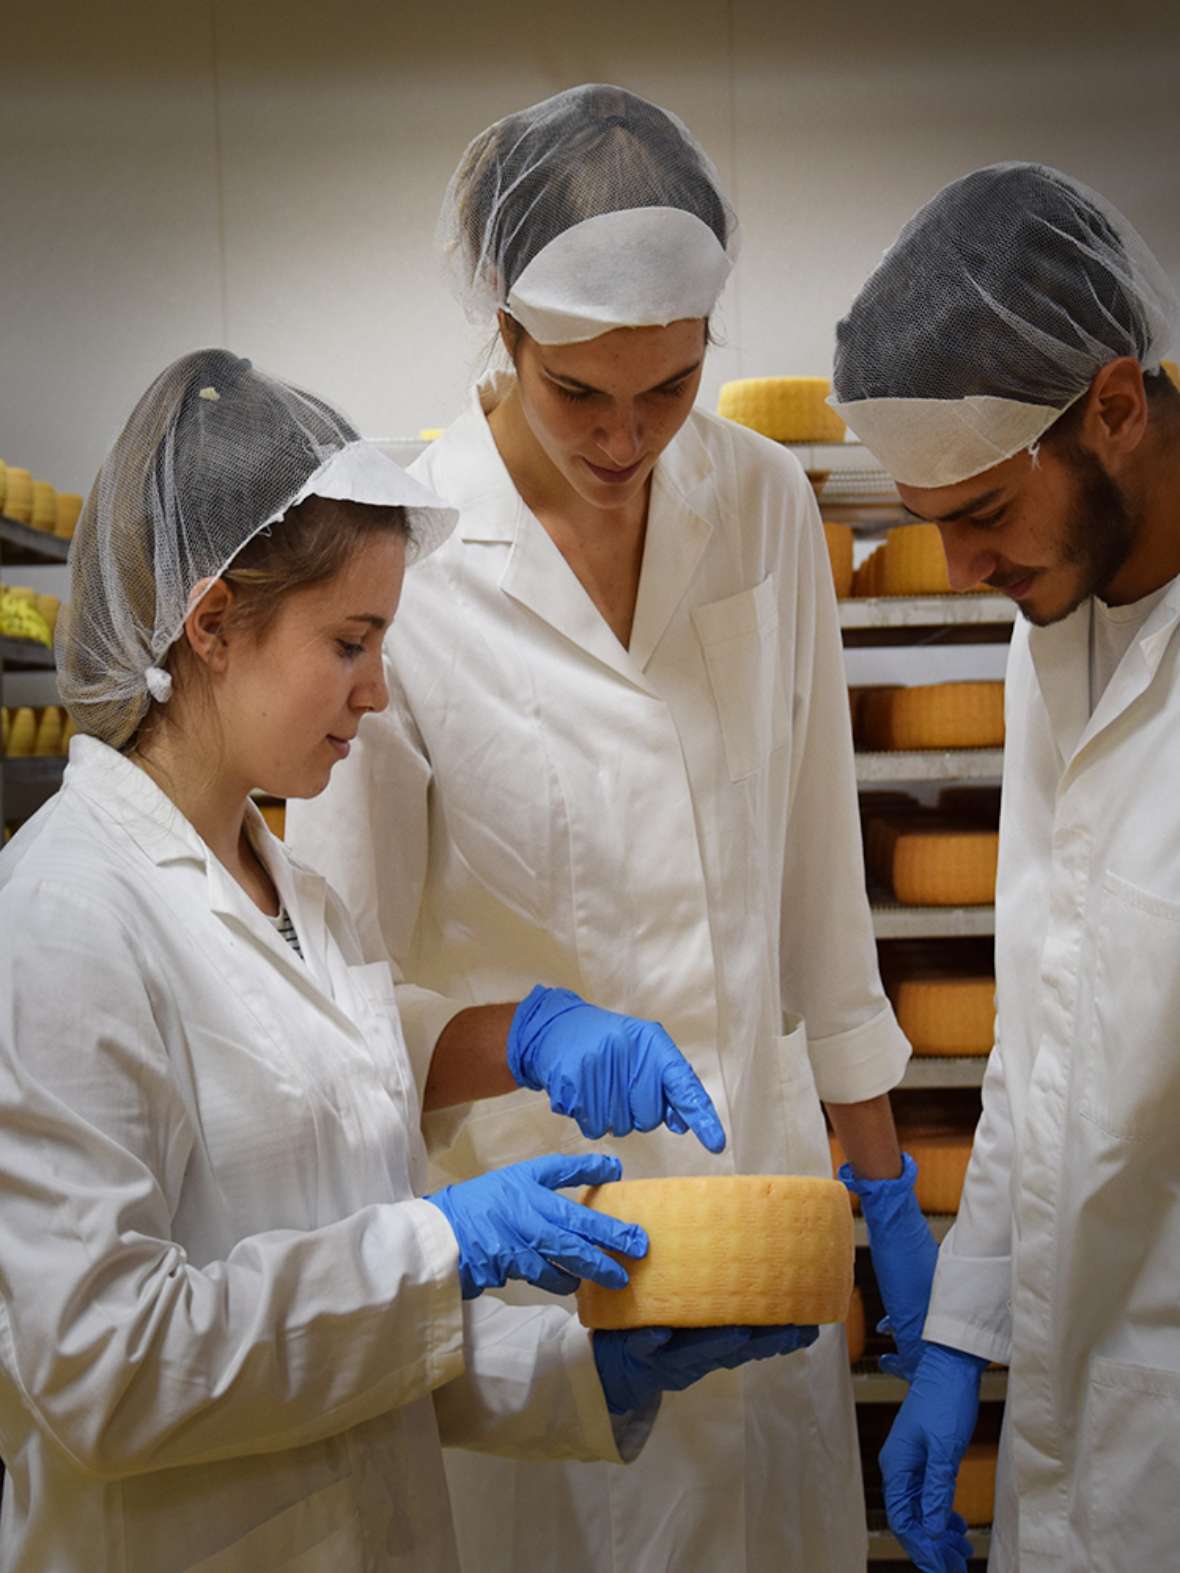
[434,1298,655,1464]
[286,646,466,1103]
[0,880,468,1480]
[776,474,911,1103]
[923,1032,1015,1364]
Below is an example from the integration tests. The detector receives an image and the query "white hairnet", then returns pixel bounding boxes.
[57,348,455,749]
[830,162,1179,487]
[440,83,737,344]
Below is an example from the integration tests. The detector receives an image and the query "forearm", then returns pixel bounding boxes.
[423,1003,518,1110]
[824,1093,902,1180]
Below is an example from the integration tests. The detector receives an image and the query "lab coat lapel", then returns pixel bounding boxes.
[628,435,715,674]
[500,498,658,694]
[1076,586,1180,756]
[1027,604,1092,766]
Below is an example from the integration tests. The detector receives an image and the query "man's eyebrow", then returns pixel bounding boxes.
[903,487,1006,524]
[542,361,703,397]
[344,613,387,630]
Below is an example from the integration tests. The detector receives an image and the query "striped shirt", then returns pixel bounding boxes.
[271,905,304,959]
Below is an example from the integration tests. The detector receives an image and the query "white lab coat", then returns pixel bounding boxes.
[924,577,1180,1572]
[287,377,911,1573]
[0,739,625,1573]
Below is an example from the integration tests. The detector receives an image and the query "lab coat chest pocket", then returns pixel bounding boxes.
[1081,871,1180,1142]
[1077,1357,1180,1568]
[691,575,789,783]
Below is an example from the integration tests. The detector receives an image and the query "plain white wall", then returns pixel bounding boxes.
[2,0,1178,497]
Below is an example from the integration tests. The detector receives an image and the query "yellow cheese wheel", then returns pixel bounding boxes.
[0,590,52,646]
[717,378,847,444]
[823,521,854,598]
[2,468,32,524]
[908,1133,973,1214]
[845,1284,866,1366]
[890,828,998,906]
[879,523,951,595]
[954,1442,997,1525]
[259,801,286,839]
[575,1175,854,1330]
[894,976,996,1056]
[859,681,1005,751]
[30,482,57,533]
[54,493,83,540]
[33,706,63,757]
[33,594,60,638]
[6,707,36,758]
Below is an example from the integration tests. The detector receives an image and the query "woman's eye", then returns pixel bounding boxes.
[555,385,591,403]
[336,640,365,659]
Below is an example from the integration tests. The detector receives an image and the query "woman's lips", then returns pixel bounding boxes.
[583,457,644,485]
[327,735,351,759]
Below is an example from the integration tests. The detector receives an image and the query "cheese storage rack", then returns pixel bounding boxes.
[836,547,1012,1571]
[0,513,69,833]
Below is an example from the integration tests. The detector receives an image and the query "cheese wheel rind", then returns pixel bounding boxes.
[717,378,847,444]
[575,1175,854,1331]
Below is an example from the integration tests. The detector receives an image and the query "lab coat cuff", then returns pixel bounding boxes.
[402,1196,467,1382]
[923,1239,1013,1366]
[807,1004,911,1105]
[561,1319,652,1465]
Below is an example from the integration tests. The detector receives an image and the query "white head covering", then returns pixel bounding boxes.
[830,163,1178,488]
[441,83,737,345]
[57,349,456,747]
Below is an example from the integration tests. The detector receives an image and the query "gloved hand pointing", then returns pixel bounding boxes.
[880,1342,988,1572]
[594,1323,819,1415]
[425,1153,647,1300]
[508,985,726,1154]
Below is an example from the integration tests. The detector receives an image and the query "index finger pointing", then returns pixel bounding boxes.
[661,1059,726,1154]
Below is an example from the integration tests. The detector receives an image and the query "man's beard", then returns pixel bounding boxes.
[1023,444,1138,627]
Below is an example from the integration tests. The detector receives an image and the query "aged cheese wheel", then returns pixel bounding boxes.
[909,1133,973,1214]
[2,468,33,525]
[890,828,998,906]
[878,524,951,595]
[259,801,286,839]
[54,493,83,540]
[894,976,995,1056]
[575,1175,854,1331]
[717,377,847,444]
[954,1442,997,1525]
[823,521,854,598]
[6,707,36,758]
[33,593,60,639]
[858,682,1005,751]
[33,706,63,757]
[30,482,57,533]
[845,1283,866,1365]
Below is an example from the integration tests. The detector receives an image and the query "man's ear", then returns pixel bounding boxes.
[183,578,235,673]
[1081,356,1150,466]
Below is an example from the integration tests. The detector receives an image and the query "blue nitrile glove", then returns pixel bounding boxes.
[425,1153,647,1300]
[839,1151,939,1381]
[508,985,726,1154]
[593,1323,820,1415]
[881,1342,988,1572]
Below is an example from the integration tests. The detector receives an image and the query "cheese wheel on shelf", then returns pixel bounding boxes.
[890,828,999,906]
[858,681,1005,751]
[879,524,951,595]
[2,468,32,524]
[907,1132,973,1214]
[954,1442,998,1526]
[54,493,83,540]
[845,1284,866,1366]
[823,521,854,598]
[33,594,61,639]
[33,706,63,757]
[575,1175,854,1330]
[894,975,996,1056]
[30,482,57,533]
[717,377,847,444]
[6,707,36,758]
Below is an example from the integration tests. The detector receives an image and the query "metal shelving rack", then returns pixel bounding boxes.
[1,513,69,829]
[833,551,1012,1569]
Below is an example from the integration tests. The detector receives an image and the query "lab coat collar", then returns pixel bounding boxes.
[443,375,715,685]
[1027,571,1180,768]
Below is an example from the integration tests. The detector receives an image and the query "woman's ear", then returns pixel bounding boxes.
[497,309,523,362]
[183,578,235,672]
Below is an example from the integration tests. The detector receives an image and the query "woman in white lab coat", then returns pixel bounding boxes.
[288,87,933,1573]
[0,349,813,1573]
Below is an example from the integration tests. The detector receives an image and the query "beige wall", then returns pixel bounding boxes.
[2,0,1178,495]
